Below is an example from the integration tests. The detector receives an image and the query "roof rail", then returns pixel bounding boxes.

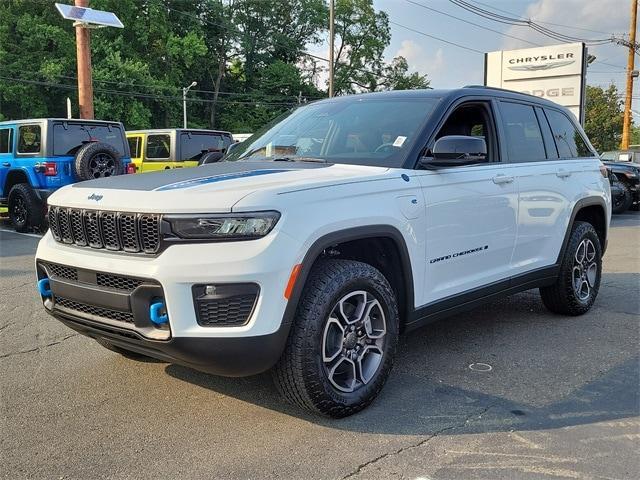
[463,84,541,98]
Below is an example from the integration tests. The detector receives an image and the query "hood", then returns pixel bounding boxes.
[48,161,389,213]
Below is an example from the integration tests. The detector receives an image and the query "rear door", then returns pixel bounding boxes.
[143,133,172,171]
[500,102,590,275]
[0,126,14,199]
[418,99,518,304]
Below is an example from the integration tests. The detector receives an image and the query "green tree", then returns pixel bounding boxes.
[584,85,624,152]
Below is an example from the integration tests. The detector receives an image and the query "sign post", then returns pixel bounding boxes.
[485,42,588,124]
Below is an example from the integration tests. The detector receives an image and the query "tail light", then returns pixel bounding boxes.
[44,162,57,176]
[126,163,137,174]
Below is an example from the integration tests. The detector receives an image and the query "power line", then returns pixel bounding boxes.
[448,0,613,45]
[403,0,542,47]
[0,76,300,107]
[389,20,484,54]
[472,0,621,36]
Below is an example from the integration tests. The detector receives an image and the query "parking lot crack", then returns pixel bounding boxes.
[0,333,79,359]
[340,403,496,479]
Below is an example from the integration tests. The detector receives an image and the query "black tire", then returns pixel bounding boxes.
[540,221,602,316]
[198,151,224,165]
[94,338,157,361]
[612,181,633,214]
[74,142,123,181]
[272,259,399,417]
[7,183,45,233]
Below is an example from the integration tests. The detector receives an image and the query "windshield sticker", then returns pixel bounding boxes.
[393,136,407,147]
[154,169,291,191]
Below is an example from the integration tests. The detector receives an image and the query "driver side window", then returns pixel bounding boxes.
[435,103,496,162]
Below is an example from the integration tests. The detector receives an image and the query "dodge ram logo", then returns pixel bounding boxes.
[87,193,103,201]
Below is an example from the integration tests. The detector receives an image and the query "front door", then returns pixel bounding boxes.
[417,101,518,305]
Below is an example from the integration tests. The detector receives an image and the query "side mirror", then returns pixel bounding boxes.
[421,135,487,168]
[226,142,240,154]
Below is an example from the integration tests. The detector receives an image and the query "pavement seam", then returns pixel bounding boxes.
[340,403,496,479]
[0,333,79,359]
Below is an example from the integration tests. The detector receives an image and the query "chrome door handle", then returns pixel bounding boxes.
[556,169,571,178]
[492,174,514,185]
[2,162,10,167]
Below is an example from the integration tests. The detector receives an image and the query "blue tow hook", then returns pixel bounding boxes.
[149,301,169,326]
[38,278,52,297]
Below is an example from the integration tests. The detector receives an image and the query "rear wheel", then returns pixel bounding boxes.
[8,183,45,233]
[272,259,399,417]
[540,221,602,316]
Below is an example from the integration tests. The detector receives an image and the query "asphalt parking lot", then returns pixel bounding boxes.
[1,213,639,480]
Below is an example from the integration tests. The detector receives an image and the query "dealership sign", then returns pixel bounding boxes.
[485,42,587,124]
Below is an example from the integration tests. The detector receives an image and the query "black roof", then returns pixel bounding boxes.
[316,86,564,110]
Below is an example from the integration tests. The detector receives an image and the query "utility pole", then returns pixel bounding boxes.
[75,0,94,119]
[622,0,638,149]
[329,0,335,98]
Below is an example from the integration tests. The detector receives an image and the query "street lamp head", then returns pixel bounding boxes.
[190,81,197,88]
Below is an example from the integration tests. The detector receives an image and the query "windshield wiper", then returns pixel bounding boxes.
[272,156,326,163]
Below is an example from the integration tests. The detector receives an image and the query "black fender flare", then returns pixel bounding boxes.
[556,196,608,264]
[280,225,416,329]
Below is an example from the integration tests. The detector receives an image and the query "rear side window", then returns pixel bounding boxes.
[127,136,142,159]
[146,134,171,160]
[544,109,593,158]
[0,128,12,153]
[52,123,126,156]
[17,125,42,154]
[500,102,546,162]
[180,133,231,161]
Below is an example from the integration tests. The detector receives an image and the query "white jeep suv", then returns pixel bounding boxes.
[36,87,610,417]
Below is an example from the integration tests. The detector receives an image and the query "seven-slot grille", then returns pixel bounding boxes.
[48,206,160,254]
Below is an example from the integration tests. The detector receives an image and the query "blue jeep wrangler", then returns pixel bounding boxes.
[0,119,132,232]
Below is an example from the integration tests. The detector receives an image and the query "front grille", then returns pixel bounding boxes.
[96,273,143,292]
[44,262,78,281]
[48,206,160,254]
[54,296,135,324]
[196,294,257,327]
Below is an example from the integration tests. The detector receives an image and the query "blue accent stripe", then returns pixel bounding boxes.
[154,169,292,191]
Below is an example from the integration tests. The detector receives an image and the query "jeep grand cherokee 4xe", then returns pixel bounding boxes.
[35,87,610,417]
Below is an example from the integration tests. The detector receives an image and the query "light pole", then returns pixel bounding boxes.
[183,81,197,128]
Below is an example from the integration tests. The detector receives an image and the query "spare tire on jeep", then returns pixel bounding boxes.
[74,142,123,180]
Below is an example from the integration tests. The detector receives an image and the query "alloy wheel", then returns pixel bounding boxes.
[572,238,598,301]
[89,153,116,178]
[322,290,387,393]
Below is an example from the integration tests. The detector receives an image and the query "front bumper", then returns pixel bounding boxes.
[35,230,302,376]
[50,307,290,376]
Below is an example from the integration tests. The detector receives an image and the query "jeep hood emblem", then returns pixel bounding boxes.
[87,193,103,201]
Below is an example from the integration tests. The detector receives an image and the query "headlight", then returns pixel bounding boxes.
[166,211,280,240]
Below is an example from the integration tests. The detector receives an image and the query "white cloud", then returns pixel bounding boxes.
[395,40,445,76]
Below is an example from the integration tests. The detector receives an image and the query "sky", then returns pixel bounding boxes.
[308,0,631,105]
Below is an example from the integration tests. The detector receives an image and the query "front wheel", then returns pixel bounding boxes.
[272,259,399,417]
[540,221,602,316]
[612,182,633,214]
[8,183,45,233]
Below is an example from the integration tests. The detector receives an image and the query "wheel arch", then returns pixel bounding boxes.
[3,168,32,196]
[557,197,608,263]
[281,225,415,331]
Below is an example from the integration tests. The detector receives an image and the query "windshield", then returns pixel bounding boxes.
[225,97,440,167]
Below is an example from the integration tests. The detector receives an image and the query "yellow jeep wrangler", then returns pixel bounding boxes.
[126,129,233,172]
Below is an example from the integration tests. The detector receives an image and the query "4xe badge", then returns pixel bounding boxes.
[87,193,103,202]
